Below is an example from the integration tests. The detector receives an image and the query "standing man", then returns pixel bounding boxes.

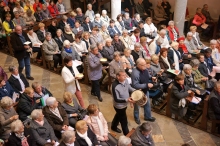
[111,70,135,135]
[131,58,155,124]
[10,25,34,80]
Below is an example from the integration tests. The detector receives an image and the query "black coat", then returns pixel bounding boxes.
[54,35,65,51]
[75,127,99,146]
[10,32,32,60]
[37,30,47,43]
[63,32,74,43]
[75,14,85,24]
[17,93,40,121]
[112,40,125,54]
[8,73,29,93]
[58,21,69,32]
[82,22,93,32]
[82,38,91,50]
[48,25,57,38]
[198,62,209,77]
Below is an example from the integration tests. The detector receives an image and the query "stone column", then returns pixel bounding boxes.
[173,0,187,36]
[111,0,121,20]
[63,0,72,11]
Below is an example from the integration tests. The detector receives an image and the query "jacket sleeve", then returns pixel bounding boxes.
[0,67,8,81]
[3,21,13,33]
[31,127,47,145]
[0,109,17,126]
[88,55,101,69]
[100,112,108,136]
[18,98,38,115]
[210,97,220,114]
[46,119,59,142]
[167,49,174,65]
[198,65,208,77]
[172,85,189,100]
[10,35,26,51]
[109,63,116,79]
[61,69,75,84]
[192,15,202,26]
[131,71,148,90]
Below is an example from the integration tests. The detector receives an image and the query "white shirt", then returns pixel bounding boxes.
[85,10,94,22]
[144,23,157,34]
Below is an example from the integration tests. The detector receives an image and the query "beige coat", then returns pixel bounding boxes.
[42,39,59,61]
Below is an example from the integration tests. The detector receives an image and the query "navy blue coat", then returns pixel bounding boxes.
[67,17,75,28]
[0,81,14,100]
[107,26,121,38]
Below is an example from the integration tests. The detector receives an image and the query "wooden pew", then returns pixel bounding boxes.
[126,128,135,138]
[6,34,14,56]
[165,83,173,118]
[200,95,220,134]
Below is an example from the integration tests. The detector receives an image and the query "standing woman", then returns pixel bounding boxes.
[61,56,85,108]
[88,45,103,102]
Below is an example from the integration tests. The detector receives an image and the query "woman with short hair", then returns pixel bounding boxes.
[75,120,99,146]
[168,41,183,70]
[167,20,179,41]
[37,22,47,42]
[118,135,132,146]
[0,77,15,100]
[32,82,52,100]
[72,34,88,59]
[54,29,65,51]
[63,25,75,43]
[61,40,81,61]
[59,130,80,146]
[0,97,18,140]
[82,31,91,51]
[30,109,58,146]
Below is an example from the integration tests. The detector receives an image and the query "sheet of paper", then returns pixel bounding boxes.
[40,94,49,106]
[72,60,82,66]
[12,92,18,102]
[24,41,31,45]
[167,69,180,75]
[191,96,201,104]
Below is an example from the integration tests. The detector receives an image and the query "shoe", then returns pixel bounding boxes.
[152,100,160,106]
[91,92,97,96]
[144,117,156,122]
[111,127,122,133]
[189,115,194,120]
[157,97,163,103]
[26,76,34,80]
[135,119,141,125]
[98,97,103,102]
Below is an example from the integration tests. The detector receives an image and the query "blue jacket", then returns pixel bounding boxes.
[67,17,75,28]
[107,26,121,38]
[0,81,14,100]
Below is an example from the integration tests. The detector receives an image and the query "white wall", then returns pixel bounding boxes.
[150,0,220,20]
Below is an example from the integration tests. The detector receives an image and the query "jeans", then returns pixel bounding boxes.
[112,107,129,135]
[17,56,31,77]
[134,91,152,120]
[91,79,101,98]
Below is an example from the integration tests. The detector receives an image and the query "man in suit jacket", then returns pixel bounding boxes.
[10,25,34,80]
[72,20,84,35]
[8,65,29,94]
[34,7,47,22]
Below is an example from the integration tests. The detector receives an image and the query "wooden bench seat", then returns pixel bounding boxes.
[126,128,135,138]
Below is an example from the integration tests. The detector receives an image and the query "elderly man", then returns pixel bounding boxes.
[184,32,200,55]
[208,81,220,134]
[93,13,104,29]
[131,58,155,124]
[159,29,170,48]
[210,39,220,65]
[102,38,115,62]
[72,20,84,35]
[111,70,135,135]
[10,25,34,80]
[85,4,94,22]
[202,4,214,24]
[75,7,84,24]
[131,122,155,146]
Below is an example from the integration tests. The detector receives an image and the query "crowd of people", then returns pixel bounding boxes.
[0,0,220,145]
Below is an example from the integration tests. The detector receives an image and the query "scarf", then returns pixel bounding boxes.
[76,131,92,146]
[179,44,188,54]
[15,132,29,146]
[6,20,15,29]
[161,56,171,69]
[49,107,63,121]
[172,28,178,41]
[35,120,44,126]
[64,47,72,53]
[185,74,194,87]
[92,115,104,136]
[65,142,75,146]
[65,30,75,40]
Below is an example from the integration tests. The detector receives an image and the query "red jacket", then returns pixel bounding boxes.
[48,5,59,17]
[33,2,43,12]
[167,26,179,41]
[192,14,206,26]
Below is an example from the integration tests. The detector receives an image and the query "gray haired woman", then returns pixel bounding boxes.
[118,136,132,146]
[0,97,18,140]
[59,130,80,146]
[30,109,58,146]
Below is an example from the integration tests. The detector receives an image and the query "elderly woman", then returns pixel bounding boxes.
[159,29,170,48]
[167,21,179,41]
[72,34,88,58]
[86,104,117,146]
[140,37,151,59]
[61,40,81,61]
[210,39,220,65]
[190,26,205,49]
[131,42,145,63]
[88,45,103,102]
[121,48,135,70]
[177,37,192,64]
[143,17,157,39]
[100,10,110,27]
[0,77,14,100]
[101,38,114,62]
[100,24,111,40]
[42,97,73,138]
[120,29,134,50]
[112,33,125,55]
[63,25,75,43]
[90,26,104,46]
[13,11,26,27]
[7,120,31,146]
[75,120,99,146]
[82,16,93,33]
[59,130,80,146]
[56,0,66,13]
[47,0,59,17]
[67,11,77,28]
[159,48,174,72]
[109,52,126,79]
[13,2,24,16]
[42,32,62,71]
[93,13,103,29]
[48,19,58,38]
[54,29,65,51]
[24,9,36,26]
[58,15,69,32]
[62,92,85,127]
[37,22,47,43]
[0,97,18,140]
[61,57,85,108]
[32,82,52,99]
[82,31,91,51]
[27,27,42,62]
[123,12,135,31]
[168,41,183,70]
[17,87,41,121]
[30,109,59,146]
[151,54,163,74]
[118,136,132,146]
[115,14,125,34]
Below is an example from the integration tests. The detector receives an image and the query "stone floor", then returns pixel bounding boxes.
[1,52,220,146]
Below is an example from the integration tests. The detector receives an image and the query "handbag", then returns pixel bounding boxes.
[149,81,160,91]
[77,109,88,120]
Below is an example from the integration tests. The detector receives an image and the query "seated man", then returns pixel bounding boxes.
[208,81,220,134]
[13,11,26,27]
[85,3,94,22]
[75,7,84,24]
[135,0,148,19]
[72,20,84,35]
[34,7,47,22]
[102,38,114,62]
[93,13,103,29]
[154,1,169,24]
[202,4,214,24]
[130,122,155,146]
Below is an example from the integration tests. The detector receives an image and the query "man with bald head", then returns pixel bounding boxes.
[131,58,155,124]
[10,25,34,80]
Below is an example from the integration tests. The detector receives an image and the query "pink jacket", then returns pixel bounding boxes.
[192,14,206,26]
[86,112,109,141]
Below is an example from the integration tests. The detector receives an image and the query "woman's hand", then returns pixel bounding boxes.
[72,113,78,117]
[187,90,192,94]
[103,135,109,141]
[62,125,68,131]
[10,115,19,121]
[36,99,40,103]
[172,63,175,67]
[202,77,208,81]
[188,54,192,58]
[195,89,200,95]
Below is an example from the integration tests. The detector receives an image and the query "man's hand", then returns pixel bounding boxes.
[128,97,135,103]
[148,83,153,88]
[187,90,192,94]
[103,135,109,141]
[72,113,78,117]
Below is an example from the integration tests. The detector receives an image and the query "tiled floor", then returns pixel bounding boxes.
[1,52,220,146]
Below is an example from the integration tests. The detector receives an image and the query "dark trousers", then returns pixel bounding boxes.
[53,54,62,68]
[91,79,101,98]
[111,107,129,135]
[32,47,42,59]
[18,55,31,77]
